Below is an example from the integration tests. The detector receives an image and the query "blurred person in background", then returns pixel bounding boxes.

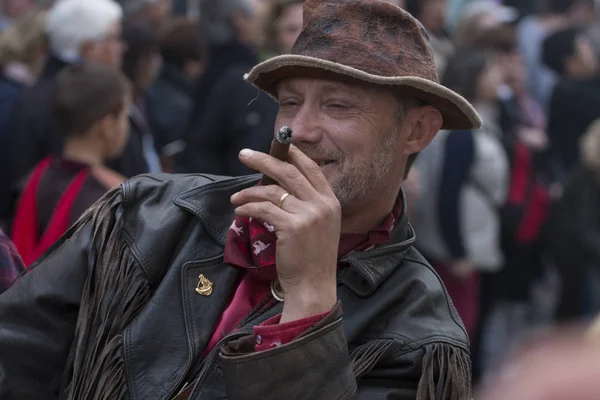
[517,0,596,112]
[260,0,303,60]
[453,0,519,49]
[0,8,48,231]
[11,64,131,266]
[6,0,124,214]
[182,0,277,175]
[471,25,553,382]
[0,228,24,294]
[545,119,600,323]
[0,0,36,32]
[543,27,600,186]
[414,48,509,343]
[119,0,173,29]
[146,17,205,171]
[111,19,162,176]
[405,0,454,75]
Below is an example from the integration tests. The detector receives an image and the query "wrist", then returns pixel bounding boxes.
[280,284,336,324]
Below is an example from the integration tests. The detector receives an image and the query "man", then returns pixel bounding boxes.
[543,27,600,185]
[181,0,278,176]
[516,0,596,112]
[0,1,480,399]
[6,0,126,205]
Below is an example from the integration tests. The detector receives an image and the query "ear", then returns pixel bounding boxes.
[402,105,443,156]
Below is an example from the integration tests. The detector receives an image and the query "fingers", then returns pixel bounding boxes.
[234,201,288,230]
[231,185,301,212]
[286,145,334,196]
[238,149,316,200]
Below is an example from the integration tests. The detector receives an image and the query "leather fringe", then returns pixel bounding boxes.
[416,343,472,400]
[350,339,394,379]
[63,188,151,400]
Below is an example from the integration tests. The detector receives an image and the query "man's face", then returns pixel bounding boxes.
[573,35,599,78]
[275,78,405,210]
[82,22,125,68]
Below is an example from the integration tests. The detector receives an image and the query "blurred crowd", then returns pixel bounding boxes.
[2,0,600,397]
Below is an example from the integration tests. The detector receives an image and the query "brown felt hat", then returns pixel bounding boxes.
[245,0,482,130]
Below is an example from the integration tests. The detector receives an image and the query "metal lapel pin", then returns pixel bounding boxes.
[195,274,214,296]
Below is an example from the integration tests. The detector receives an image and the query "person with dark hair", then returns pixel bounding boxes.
[182,0,278,175]
[10,64,131,266]
[109,19,163,176]
[414,48,508,360]
[146,17,205,170]
[543,27,600,185]
[545,119,600,322]
[517,0,596,111]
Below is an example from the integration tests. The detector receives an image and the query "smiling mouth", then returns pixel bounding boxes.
[316,160,335,167]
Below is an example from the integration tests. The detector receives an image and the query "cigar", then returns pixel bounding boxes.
[262,126,293,186]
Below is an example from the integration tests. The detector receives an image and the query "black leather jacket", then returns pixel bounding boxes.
[0,174,470,400]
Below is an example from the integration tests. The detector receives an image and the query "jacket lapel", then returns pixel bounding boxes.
[181,255,240,358]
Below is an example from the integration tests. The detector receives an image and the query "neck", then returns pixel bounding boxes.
[62,138,105,167]
[340,189,399,234]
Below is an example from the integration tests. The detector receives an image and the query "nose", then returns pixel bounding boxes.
[288,104,323,145]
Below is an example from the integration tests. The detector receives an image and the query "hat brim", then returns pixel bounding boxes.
[245,54,482,131]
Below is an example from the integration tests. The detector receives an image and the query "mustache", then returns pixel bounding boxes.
[294,144,343,161]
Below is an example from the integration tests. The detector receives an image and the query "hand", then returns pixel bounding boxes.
[449,259,474,282]
[231,145,341,323]
[518,126,548,151]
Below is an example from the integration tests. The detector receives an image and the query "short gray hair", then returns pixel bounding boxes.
[199,0,255,46]
[46,0,122,62]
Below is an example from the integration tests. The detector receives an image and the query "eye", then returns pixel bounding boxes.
[279,99,299,107]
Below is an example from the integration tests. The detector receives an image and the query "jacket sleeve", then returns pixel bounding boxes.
[0,219,93,399]
[0,188,127,400]
[219,302,471,400]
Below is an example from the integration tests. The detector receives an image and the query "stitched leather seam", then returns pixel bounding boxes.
[402,254,470,340]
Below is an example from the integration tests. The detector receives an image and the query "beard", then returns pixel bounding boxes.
[295,130,398,209]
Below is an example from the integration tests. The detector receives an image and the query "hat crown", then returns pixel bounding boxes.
[291,0,439,83]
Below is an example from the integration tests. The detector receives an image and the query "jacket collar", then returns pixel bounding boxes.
[173,174,415,295]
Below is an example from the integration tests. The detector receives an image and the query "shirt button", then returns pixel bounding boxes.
[256,335,262,345]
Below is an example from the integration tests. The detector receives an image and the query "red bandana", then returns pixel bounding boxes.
[223,197,403,279]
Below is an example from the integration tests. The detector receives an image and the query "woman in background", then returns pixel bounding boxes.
[414,48,509,342]
[0,8,47,231]
[260,0,303,60]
